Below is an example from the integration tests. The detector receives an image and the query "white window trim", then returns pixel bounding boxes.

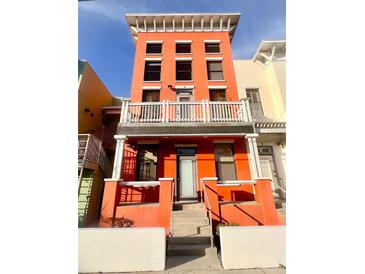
[175,57,193,61]
[175,40,192,43]
[145,57,162,61]
[175,85,194,89]
[142,86,161,90]
[204,40,221,43]
[208,85,227,89]
[146,40,163,44]
[206,57,223,61]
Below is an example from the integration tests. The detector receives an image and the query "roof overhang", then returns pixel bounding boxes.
[125,13,241,45]
[252,40,286,68]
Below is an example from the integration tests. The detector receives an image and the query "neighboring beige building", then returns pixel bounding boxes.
[234,40,286,202]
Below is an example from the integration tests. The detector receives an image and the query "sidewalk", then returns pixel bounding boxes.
[122,268,285,273]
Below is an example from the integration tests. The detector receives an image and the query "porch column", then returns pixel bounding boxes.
[245,133,262,179]
[112,135,126,179]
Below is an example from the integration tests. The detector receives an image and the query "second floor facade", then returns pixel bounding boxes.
[118,13,254,136]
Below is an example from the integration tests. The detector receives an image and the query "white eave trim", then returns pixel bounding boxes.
[146,40,163,44]
[206,57,223,61]
[145,57,162,61]
[204,40,221,43]
[208,85,227,89]
[175,40,192,43]
[142,86,162,90]
[175,57,193,61]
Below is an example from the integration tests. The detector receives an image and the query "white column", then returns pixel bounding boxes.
[112,135,126,179]
[245,134,262,179]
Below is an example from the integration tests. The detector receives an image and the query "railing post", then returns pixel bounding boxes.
[206,100,211,122]
[202,100,206,122]
[162,100,166,123]
[240,99,248,122]
[165,100,169,123]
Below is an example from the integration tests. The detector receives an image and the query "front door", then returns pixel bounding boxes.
[177,155,197,199]
[259,155,280,198]
[176,89,193,121]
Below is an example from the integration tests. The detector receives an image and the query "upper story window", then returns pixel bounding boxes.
[214,143,237,181]
[176,43,191,54]
[146,43,162,54]
[246,88,264,117]
[205,43,220,53]
[144,61,161,81]
[209,89,226,101]
[176,61,192,81]
[207,61,224,80]
[142,90,160,102]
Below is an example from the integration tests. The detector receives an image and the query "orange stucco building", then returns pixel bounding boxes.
[99,13,283,236]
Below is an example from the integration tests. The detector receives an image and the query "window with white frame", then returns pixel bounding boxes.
[214,143,237,181]
[246,88,264,117]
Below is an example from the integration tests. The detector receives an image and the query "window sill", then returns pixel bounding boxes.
[176,53,193,55]
[145,53,163,56]
[208,80,226,82]
[206,52,222,55]
[175,80,194,82]
[143,81,162,83]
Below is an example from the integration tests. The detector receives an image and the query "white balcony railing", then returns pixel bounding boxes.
[119,99,253,124]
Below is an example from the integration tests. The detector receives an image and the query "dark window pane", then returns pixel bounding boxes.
[207,61,224,80]
[144,61,161,81]
[176,61,192,81]
[142,90,160,102]
[136,145,158,181]
[146,43,162,54]
[210,89,226,101]
[176,43,191,53]
[205,43,220,53]
[216,162,237,181]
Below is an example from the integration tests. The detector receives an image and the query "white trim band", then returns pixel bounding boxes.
[146,40,163,44]
[175,57,193,61]
[175,85,194,89]
[175,40,192,43]
[145,57,162,61]
[204,40,221,43]
[206,57,223,61]
[142,86,161,90]
[208,85,227,89]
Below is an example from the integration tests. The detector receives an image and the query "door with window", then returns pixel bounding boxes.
[209,89,227,121]
[176,148,197,199]
[258,146,280,198]
[176,89,193,121]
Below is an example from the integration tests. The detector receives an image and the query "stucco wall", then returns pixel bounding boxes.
[233,60,286,122]
[78,228,166,272]
[78,62,113,133]
[220,226,285,269]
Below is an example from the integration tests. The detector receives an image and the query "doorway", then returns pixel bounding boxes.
[176,147,197,200]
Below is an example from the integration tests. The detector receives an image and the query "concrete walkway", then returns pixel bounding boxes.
[122,267,285,273]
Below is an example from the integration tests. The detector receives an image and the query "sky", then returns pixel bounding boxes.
[78,0,286,97]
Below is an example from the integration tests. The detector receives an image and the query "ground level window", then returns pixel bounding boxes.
[136,144,158,181]
[214,143,237,181]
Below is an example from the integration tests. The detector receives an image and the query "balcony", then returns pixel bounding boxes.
[117,100,255,137]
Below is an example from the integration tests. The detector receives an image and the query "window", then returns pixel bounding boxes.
[136,145,158,181]
[214,143,237,181]
[176,61,192,81]
[144,61,161,81]
[246,89,264,117]
[205,43,220,53]
[207,61,224,80]
[142,90,160,102]
[146,43,162,54]
[176,43,191,53]
[209,89,226,101]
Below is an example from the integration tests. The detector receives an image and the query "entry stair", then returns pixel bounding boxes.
[167,201,223,271]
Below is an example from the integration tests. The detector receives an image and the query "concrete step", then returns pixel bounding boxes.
[173,202,204,211]
[172,216,209,225]
[169,236,211,245]
[172,225,212,237]
[172,211,207,218]
[167,243,211,256]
